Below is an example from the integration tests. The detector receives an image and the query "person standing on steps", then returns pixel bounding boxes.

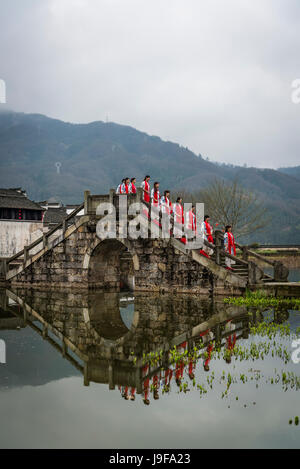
[224,225,236,270]
[121,177,130,195]
[130,177,137,194]
[185,205,197,242]
[200,215,214,258]
[161,190,172,236]
[173,196,184,239]
[151,182,161,207]
[161,190,173,215]
[151,182,161,227]
[116,179,125,194]
[141,175,151,203]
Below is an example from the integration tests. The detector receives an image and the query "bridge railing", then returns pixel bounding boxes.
[235,241,289,282]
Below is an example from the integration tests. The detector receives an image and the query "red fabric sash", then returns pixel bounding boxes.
[227,334,236,350]
[188,211,196,231]
[164,197,172,215]
[205,221,214,243]
[125,184,129,194]
[175,362,184,380]
[153,190,160,206]
[144,181,150,203]
[175,204,184,224]
[131,183,136,194]
[153,375,159,389]
[228,232,236,256]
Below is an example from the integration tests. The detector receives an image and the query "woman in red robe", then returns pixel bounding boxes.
[224,225,236,270]
[141,175,151,203]
[130,177,137,194]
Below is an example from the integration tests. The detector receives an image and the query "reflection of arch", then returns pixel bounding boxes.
[83,292,140,343]
[89,292,130,340]
[85,238,139,290]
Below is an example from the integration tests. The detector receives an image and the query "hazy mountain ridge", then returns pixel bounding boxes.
[0,110,299,243]
[278,166,300,180]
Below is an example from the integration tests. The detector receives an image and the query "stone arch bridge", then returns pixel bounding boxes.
[0,190,290,295]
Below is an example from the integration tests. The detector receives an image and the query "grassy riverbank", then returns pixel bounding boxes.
[224,290,300,309]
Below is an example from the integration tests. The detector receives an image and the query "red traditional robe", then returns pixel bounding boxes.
[228,232,236,256]
[225,232,236,256]
[151,189,161,207]
[142,180,150,203]
[174,203,184,225]
[131,183,136,194]
[205,220,214,244]
[161,196,173,215]
[187,210,196,233]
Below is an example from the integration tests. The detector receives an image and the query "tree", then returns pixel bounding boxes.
[173,179,270,239]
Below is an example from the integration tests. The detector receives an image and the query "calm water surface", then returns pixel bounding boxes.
[0,275,300,449]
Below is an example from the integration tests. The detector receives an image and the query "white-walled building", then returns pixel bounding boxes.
[0,188,45,258]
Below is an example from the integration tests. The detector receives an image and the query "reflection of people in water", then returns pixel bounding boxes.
[164,368,173,391]
[123,386,129,400]
[175,360,184,386]
[119,385,131,400]
[130,387,136,401]
[203,343,214,372]
[142,364,149,378]
[177,341,187,353]
[188,355,195,380]
[143,377,150,405]
[198,328,214,372]
[175,341,187,386]
[153,374,160,400]
[224,320,237,364]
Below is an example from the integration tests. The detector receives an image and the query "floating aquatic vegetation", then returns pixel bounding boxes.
[224,291,300,309]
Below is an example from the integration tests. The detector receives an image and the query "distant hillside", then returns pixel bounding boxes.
[0,110,299,243]
[278,166,300,180]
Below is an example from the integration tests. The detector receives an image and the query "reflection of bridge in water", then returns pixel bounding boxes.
[0,288,290,403]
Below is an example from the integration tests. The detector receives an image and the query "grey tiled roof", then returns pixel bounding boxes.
[43,207,68,225]
[0,189,44,211]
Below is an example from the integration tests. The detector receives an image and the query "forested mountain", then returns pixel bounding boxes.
[278,166,300,180]
[0,110,299,243]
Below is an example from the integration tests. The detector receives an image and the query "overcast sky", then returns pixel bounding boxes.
[1,0,300,168]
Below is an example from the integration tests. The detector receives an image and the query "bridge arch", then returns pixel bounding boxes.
[86,238,139,290]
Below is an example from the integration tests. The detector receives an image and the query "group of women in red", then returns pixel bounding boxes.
[116,175,237,270]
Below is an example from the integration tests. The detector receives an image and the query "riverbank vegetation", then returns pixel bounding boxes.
[224,290,300,309]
